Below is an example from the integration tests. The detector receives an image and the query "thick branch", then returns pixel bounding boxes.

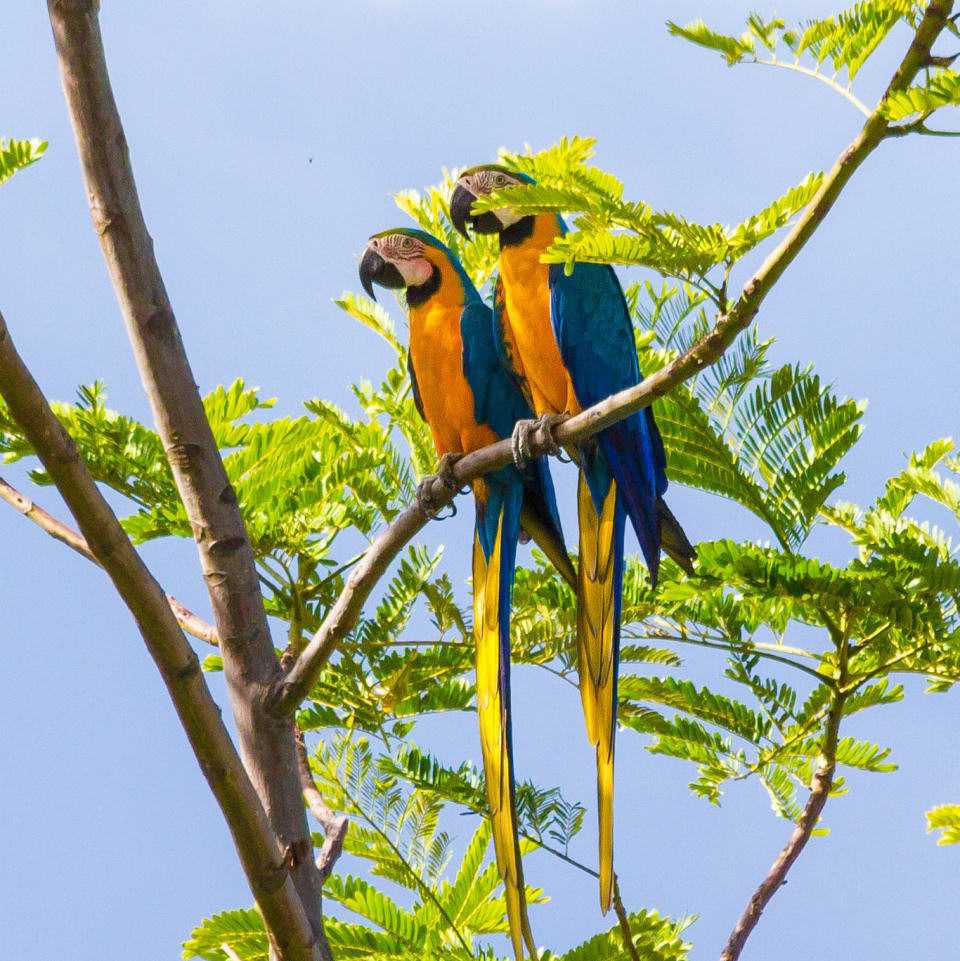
[718,693,844,961]
[270,2,953,716]
[0,475,218,646]
[0,309,318,961]
[46,2,326,955]
[294,728,348,883]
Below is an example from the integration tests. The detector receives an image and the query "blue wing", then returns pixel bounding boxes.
[549,260,666,581]
[461,299,569,570]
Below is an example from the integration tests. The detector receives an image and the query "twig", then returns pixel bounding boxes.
[294,728,348,884]
[718,692,844,961]
[268,2,953,717]
[752,58,872,117]
[0,307,318,961]
[0,475,219,646]
[612,875,642,961]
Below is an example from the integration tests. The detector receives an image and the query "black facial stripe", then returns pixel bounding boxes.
[499,216,535,247]
[405,265,441,307]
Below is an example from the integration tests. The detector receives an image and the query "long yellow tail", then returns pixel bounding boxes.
[474,515,536,960]
[576,472,619,914]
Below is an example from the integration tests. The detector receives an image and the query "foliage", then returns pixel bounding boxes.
[927,804,960,845]
[183,734,690,961]
[2,5,959,959]
[469,135,824,294]
[0,137,46,186]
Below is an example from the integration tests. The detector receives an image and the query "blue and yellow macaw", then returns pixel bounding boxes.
[450,168,696,913]
[359,227,575,960]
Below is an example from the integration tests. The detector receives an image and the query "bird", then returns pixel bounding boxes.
[450,166,696,913]
[359,227,575,960]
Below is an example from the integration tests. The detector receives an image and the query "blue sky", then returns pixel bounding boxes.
[2,2,959,960]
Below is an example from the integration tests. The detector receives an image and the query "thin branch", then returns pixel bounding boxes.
[270,1,952,718]
[0,308,318,961]
[719,690,845,961]
[752,57,872,116]
[533,840,598,879]
[165,594,219,647]
[612,875,642,961]
[638,629,831,684]
[0,475,219,646]
[294,728,348,884]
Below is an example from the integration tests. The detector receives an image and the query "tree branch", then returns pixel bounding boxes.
[612,875,642,961]
[269,0,953,717]
[46,1,328,955]
[718,692,845,961]
[0,475,218,646]
[0,309,319,961]
[294,727,349,884]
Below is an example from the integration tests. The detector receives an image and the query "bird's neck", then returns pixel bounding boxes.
[406,265,442,308]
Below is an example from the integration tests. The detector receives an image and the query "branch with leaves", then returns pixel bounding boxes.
[3,3,959,960]
[271,0,955,719]
[0,308,321,961]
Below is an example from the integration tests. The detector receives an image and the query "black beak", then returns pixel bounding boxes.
[358,246,405,300]
[449,183,477,238]
[450,182,504,238]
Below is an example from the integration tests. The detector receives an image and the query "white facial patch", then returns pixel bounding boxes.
[462,168,525,227]
[396,256,434,287]
[373,233,434,287]
[492,206,523,227]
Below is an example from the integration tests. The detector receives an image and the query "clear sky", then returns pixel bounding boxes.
[2,3,959,960]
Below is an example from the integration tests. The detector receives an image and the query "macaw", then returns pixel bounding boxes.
[359,227,575,960]
[450,167,696,913]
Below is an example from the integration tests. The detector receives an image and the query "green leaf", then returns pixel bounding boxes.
[884,69,960,121]
[335,292,405,356]
[0,137,47,186]
[927,804,960,845]
[666,19,755,65]
[182,908,267,961]
[554,908,692,961]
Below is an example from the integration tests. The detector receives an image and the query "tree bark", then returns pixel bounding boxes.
[0,310,320,961]
[45,2,329,957]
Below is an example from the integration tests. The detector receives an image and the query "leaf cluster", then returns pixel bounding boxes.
[0,137,47,186]
[468,137,823,297]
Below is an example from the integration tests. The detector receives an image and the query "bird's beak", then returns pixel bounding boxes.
[358,246,404,300]
[449,182,477,238]
[450,181,506,238]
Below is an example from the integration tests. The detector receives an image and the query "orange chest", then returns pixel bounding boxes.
[408,302,498,456]
[498,219,581,417]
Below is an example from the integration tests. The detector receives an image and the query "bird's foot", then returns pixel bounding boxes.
[416,453,465,519]
[511,413,569,468]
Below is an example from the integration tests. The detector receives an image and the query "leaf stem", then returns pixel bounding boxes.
[753,57,872,116]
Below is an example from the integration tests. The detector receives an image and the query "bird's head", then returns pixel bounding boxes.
[450,164,532,238]
[359,228,444,301]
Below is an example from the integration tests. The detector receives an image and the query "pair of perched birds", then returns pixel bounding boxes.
[359,165,695,959]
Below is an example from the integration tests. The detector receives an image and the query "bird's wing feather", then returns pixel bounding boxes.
[406,350,426,422]
[474,478,537,960]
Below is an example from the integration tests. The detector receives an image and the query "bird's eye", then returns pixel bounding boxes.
[494,173,507,187]
[401,236,414,250]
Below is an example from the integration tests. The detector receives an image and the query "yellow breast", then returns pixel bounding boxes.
[497,215,581,417]
[408,261,498,457]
